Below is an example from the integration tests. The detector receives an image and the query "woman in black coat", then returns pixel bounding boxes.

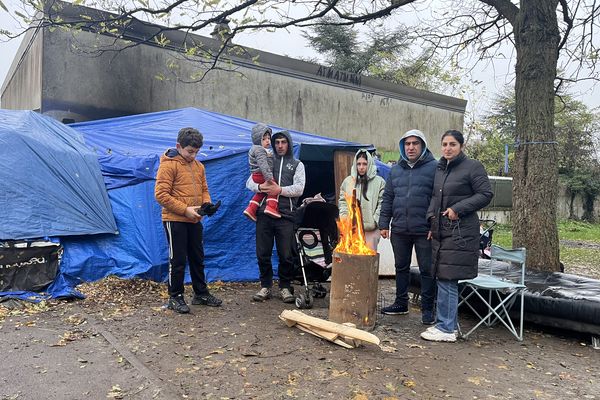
[420,130,493,342]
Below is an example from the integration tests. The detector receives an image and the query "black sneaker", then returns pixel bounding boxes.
[168,295,190,314]
[381,302,409,315]
[192,293,222,307]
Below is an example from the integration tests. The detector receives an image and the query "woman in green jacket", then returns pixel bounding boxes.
[338,149,386,251]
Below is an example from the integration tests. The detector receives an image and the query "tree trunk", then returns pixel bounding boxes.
[568,191,575,220]
[511,0,561,271]
[582,195,595,223]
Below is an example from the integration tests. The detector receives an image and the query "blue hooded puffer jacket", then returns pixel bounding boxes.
[378,129,437,235]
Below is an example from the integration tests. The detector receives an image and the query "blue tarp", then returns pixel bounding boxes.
[38,107,373,298]
[0,110,118,240]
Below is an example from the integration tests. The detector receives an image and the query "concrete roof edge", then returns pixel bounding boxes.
[10,1,467,113]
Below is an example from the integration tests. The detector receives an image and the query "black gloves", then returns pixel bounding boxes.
[196,200,221,216]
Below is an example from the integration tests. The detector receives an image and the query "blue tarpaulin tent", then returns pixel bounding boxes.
[42,107,374,297]
[0,110,118,240]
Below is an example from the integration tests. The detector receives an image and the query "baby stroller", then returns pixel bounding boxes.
[479,219,497,259]
[292,199,339,309]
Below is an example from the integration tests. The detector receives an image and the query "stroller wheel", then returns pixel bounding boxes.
[295,293,314,309]
[312,285,327,298]
[295,294,307,309]
[305,294,313,308]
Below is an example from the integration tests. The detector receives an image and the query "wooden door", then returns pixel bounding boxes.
[333,150,356,203]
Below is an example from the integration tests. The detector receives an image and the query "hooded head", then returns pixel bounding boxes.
[251,123,272,146]
[271,130,294,157]
[351,149,377,180]
[399,129,429,163]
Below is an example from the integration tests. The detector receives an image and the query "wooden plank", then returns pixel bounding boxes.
[280,309,380,345]
[297,323,339,341]
[295,323,355,349]
[341,322,362,348]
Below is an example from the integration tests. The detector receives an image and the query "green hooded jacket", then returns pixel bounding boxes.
[338,149,386,231]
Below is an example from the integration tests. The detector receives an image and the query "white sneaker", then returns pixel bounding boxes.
[426,326,458,334]
[420,326,457,342]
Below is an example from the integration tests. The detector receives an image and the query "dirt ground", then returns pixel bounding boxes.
[1,278,598,400]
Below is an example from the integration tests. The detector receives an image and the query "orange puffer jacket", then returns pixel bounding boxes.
[155,149,211,222]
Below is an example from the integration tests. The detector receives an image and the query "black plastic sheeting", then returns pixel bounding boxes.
[410,259,600,335]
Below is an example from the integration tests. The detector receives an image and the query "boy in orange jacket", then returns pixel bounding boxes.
[155,127,222,313]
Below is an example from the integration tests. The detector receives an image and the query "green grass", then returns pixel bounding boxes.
[490,224,513,248]
[555,220,600,242]
[380,150,399,163]
[493,220,600,247]
[491,220,600,276]
[559,247,600,268]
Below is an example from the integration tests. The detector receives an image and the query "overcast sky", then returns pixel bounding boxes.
[1,2,598,114]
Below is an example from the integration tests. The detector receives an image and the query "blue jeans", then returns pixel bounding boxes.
[390,233,436,315]
[435,279,458,333]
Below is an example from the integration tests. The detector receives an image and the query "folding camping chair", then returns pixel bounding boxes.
[457,244,526,341]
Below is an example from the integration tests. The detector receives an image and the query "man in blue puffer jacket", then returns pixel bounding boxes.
[379,129,437,324]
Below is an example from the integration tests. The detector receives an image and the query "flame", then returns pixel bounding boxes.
[334,189,377,255]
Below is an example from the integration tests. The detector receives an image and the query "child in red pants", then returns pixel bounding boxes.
[243,123,280,221]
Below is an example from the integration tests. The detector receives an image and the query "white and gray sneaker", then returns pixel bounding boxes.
[280,288,295,303]
[252,287,272,302]
[420,326,457,342]
[426,326,458,334]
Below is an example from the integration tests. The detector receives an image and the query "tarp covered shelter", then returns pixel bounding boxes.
[0,110,117,240]
[40,107,371,296]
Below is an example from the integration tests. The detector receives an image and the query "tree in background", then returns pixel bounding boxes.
[303,17,460,93]
[3,0,600,271]
[470,90,600,221]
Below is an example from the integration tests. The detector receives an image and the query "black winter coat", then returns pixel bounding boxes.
[427,152,493,280]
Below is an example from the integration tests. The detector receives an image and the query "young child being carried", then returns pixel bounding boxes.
[243,123,281,221]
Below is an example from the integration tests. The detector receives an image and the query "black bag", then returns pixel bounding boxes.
[0,241,62,292]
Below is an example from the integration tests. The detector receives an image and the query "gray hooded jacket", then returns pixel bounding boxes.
[248,123,273,181]
[246,130,306,219]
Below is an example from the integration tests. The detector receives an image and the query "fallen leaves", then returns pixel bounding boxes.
[467,376,491,386]
[51,329,90,347]
[0,300,54,324]
[405,343,425,349]
[379,344,397,353]
[107,384,124,399]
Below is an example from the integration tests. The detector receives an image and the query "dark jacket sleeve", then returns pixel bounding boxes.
[426,197,436,221]
[378,174,394,230]
[451,161,493,217]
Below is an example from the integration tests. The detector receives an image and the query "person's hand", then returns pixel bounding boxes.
[184,206,202,223]
[442,208,458,220]
[380,229,389,239]
[260,180,282,196]
[427,231,432,240]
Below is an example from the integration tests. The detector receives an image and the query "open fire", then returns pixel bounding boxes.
[334,189,376,256]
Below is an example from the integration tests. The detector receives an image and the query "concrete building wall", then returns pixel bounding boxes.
[0,29,42,110]
[36,28,464,154]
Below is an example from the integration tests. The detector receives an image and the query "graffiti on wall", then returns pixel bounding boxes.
[316,66,362,86]
[361,92,392,107]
